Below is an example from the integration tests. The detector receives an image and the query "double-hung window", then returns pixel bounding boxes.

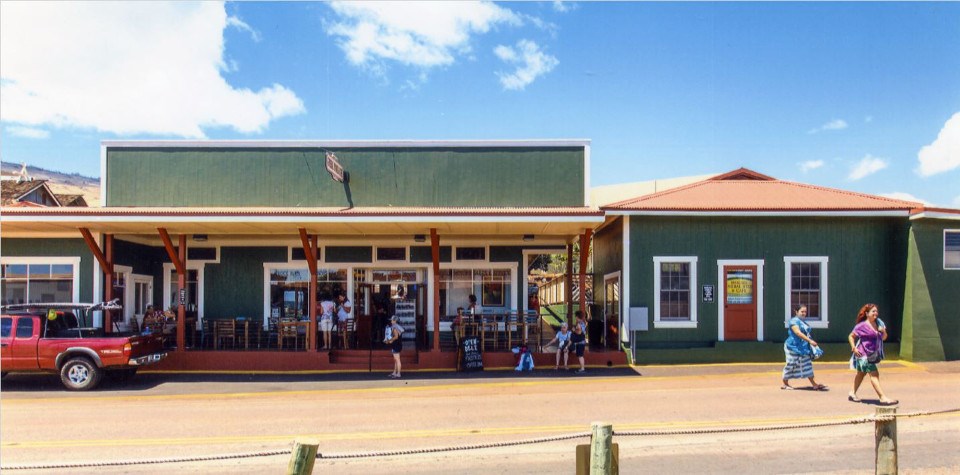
[945,230,960,270]
[784,256,829,328]
[653,257,698,328]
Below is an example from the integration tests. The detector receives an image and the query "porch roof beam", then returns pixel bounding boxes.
[78,227,112,274]
[157,227,186,275]
[298,228,318,274]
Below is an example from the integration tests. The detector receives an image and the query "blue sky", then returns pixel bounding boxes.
[2,1,958,206]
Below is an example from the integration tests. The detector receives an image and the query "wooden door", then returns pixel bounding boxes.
[723,266,757,341]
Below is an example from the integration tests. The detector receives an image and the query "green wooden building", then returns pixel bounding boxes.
[593,169,960,363]
[1,140,608,371]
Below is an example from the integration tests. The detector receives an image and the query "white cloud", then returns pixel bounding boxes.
[798,160,824,173]
[326,1,521,71]
[494,40,558,90]
[552,1,577,13]
[848,154,888,180]
[6,126,50,139]
[807,119,848,134]
[0,2,304,138]
[878,192,929,205]
[226,15,261,42]
[917,112,960,177]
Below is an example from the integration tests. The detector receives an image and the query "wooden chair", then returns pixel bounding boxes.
[214,319,237,350]
[505,313,523,349]
[480,317,498,351]
[278,318,300,350]
[524,312,542,352]
[339,319,355,349]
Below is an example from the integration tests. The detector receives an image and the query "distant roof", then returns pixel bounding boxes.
[1,179,61,206]
[603,167,923,214]
[54,194,88,207]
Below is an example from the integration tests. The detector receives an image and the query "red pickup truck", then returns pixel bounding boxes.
[1,301,167,390]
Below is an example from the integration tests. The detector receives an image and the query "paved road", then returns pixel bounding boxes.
[2,361,958,473]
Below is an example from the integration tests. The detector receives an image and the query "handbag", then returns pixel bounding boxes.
[812,346,824,360]
[865,348,882,364]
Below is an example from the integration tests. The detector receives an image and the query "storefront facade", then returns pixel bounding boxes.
[1,140,611,370]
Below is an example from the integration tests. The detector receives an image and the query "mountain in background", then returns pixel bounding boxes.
[1,161,101,206]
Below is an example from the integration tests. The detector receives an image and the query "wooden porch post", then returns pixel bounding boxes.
[299,228,318,351]
[177,235,187,352]
[158,228,187,352]
[78,228,113,332]
[430,229,441,351]
[578,229,593,319]
[566,243,574,324]
[104,234,114,333]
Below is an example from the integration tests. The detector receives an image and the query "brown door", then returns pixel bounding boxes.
[723,266,757,341]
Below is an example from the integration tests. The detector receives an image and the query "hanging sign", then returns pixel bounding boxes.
[179,288,186,306]
[325,151,344,183]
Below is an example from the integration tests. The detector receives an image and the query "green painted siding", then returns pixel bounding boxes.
[628,217,909,345]
[106,147,585,207]
[113,239,168,306]
[1,238,95,302]
[592,218,623,309]
[204,247,288,324]
[901,220,960,361]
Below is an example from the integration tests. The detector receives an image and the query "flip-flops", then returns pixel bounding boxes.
[780,385,795,390]
[848,394,861,402]
[812,384,829,391]
[878,399,899,406]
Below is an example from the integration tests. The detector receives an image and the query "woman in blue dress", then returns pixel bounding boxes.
[781,305,827,390]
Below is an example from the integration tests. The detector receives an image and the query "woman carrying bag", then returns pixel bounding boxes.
[781,305,827,390]
[847,303,898,405]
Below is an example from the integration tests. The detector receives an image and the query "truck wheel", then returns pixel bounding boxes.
[108,368,138,382]
[60,358,101,391]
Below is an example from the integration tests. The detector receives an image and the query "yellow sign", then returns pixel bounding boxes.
[726,271,753,304]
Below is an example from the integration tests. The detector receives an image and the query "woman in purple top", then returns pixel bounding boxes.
[847,303,897,405]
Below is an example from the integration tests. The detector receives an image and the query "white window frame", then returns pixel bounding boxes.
[162,263,205,322]
[784,256,829,329]
[0,256,82,304]
[653,256,698,329]
[945,229,960,270]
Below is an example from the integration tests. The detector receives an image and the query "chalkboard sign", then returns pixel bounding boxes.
[459,336,483,372]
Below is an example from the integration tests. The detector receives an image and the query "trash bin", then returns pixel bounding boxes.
[587,319,604,348]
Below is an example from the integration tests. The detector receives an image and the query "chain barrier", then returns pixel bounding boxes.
[3,408,957,471]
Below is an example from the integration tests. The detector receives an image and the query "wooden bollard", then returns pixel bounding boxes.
[287,439,319,475]
[875,406,898,475]
[590,422,615,475]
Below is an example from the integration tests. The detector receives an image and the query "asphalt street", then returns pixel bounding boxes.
[1,361,958,473]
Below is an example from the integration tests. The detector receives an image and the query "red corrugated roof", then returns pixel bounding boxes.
[603,168,922,212]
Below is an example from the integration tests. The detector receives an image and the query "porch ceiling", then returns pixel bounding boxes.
[0,206,604,239]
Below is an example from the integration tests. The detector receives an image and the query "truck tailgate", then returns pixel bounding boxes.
[128,334,164,358]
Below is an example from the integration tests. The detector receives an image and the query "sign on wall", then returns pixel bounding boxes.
[702,284,715,303]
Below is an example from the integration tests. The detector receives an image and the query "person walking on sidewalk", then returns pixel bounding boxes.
[848,303,898,405]
[781,305,826,390]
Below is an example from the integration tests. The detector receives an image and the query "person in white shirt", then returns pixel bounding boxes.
[318,294,336,350]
